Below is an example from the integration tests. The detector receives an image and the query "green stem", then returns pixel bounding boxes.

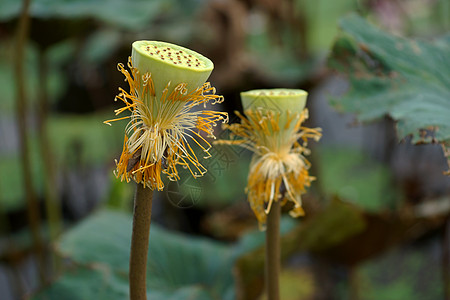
[129,184,153,300]
[14,0,46,283]
[265,200,281,300]
[37,48,63,271]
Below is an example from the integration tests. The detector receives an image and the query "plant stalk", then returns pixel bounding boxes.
[14,0,46,283]
[37,48,63,271]
[129,184,153,300]
[265,200,281,300]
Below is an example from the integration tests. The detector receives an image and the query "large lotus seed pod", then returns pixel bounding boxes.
[105,40,227,190]
[131,41,214,100]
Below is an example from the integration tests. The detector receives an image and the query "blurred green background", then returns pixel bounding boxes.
[0,0,449,299]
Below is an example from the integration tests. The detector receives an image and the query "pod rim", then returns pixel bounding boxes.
[132,40,214,72]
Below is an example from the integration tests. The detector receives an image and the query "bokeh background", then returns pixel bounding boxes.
[0,0,449,299]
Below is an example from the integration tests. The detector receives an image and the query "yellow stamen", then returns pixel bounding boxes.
[107,58,228,190]
[216,108,321,228]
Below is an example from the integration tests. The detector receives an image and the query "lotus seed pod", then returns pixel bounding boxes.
[106,41,227,190]
[240,89,307,114]
[216,88,321,228]
[241,89,308,135]
[132,40,214,100]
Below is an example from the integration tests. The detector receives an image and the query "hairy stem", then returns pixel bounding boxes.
[14,0,46,283]
[265,200,281,300]
[129,184,153,300]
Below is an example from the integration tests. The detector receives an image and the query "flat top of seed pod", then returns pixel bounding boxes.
[241,89,307,98]
[241,88,308,113]
[133,40,213,72]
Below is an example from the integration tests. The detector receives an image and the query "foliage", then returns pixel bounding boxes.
[233,200,367,299]
[1,2,448,300]
[0,43,66,113]
[318,147,400,212]
[0,139,43,212]
[329,14,450,173]
[357,240,444,300]
[48,112,125,167]
[0,0,180,29]
[29,209,300,300]
[32,209,236,300]
[297,0,358,51]
[179,146,251,208]
[0,112,124,212]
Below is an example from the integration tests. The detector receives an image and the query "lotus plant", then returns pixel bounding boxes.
[105,40,228,300]
[217,89,321,300]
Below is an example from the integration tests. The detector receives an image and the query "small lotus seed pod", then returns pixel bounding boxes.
[240,88,307,114]
[216,88,321,229]
[240,88,309,136]
[132,40,214,100]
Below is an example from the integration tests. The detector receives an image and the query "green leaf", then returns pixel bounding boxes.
[246,33,317,83]
[233,217,298,257]
[277,269,316,300]
[161,143,250,209]
[81,29,122,64]
[357,244,444,300]
[299,0,358,51]
[0,138,44,212]
[33,210,236,300]
[0,0,165,29]
[317,147,401,212]
[297,199,367,252]
[233,200,367,299]
[329,14,450,146]
[0,42,66,113]
[48,112,125,166]
[0,0,208,31]
[189,146,251,208]
[32,266,129,300]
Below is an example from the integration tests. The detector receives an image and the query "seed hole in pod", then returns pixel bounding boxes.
[174,62,177,64]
